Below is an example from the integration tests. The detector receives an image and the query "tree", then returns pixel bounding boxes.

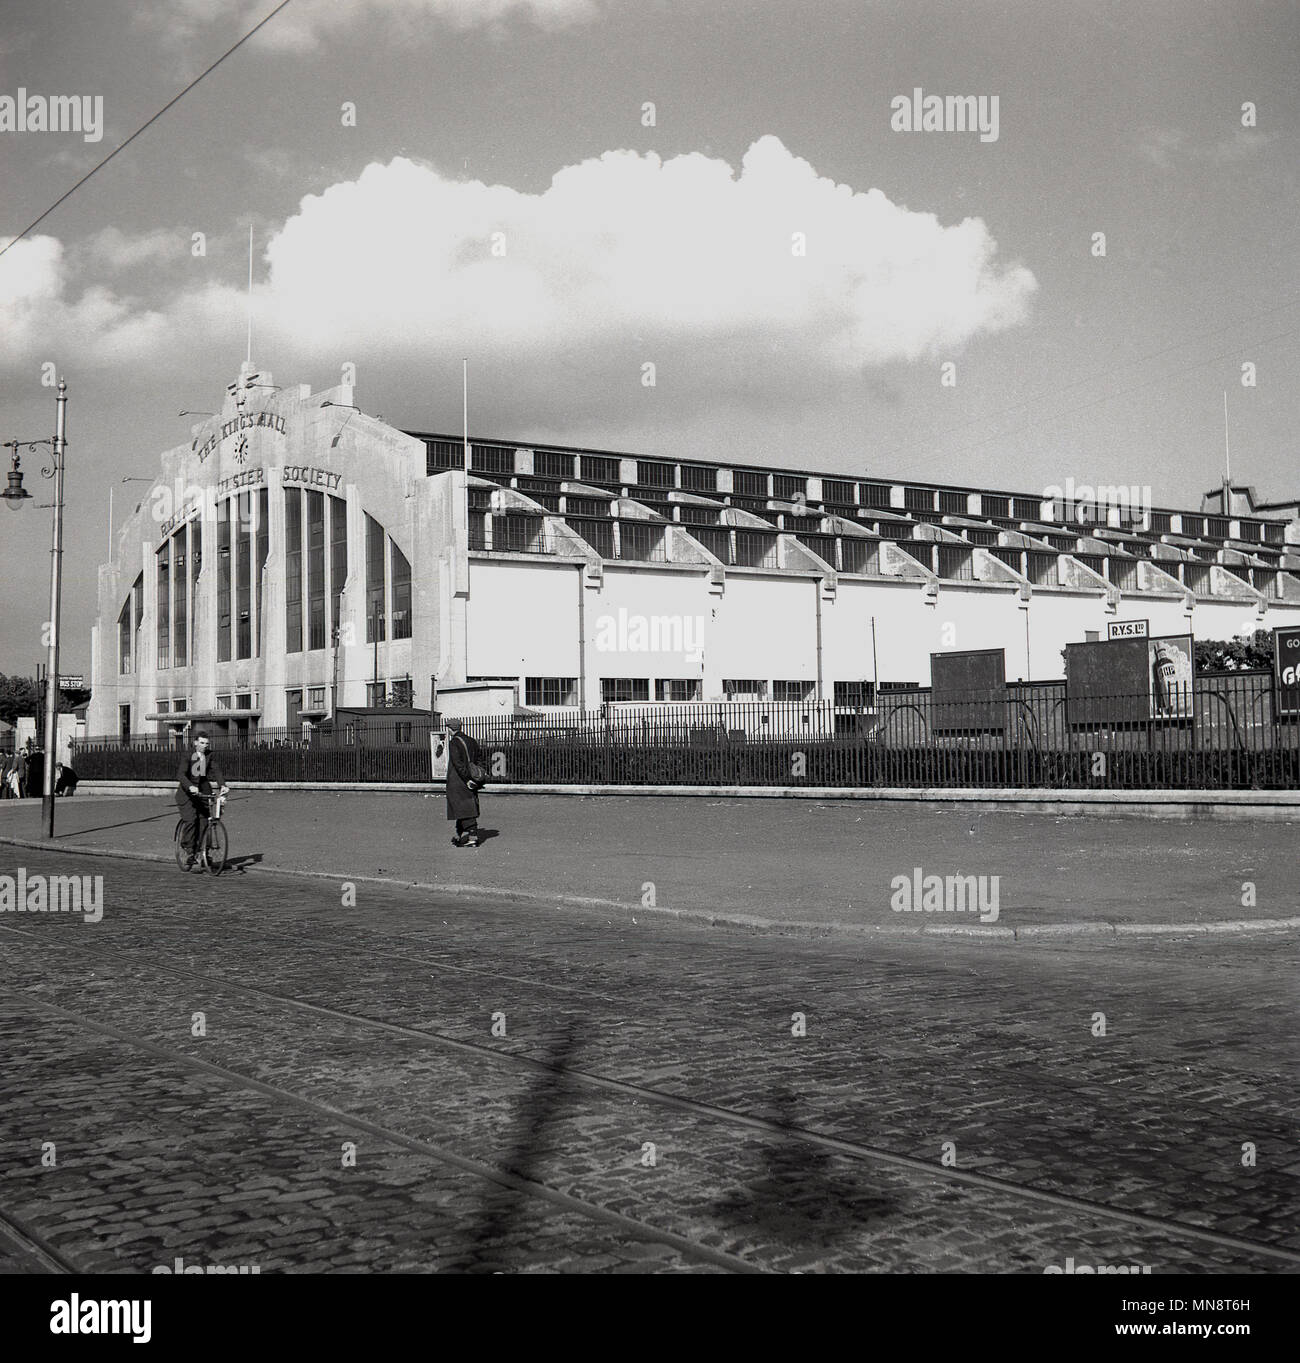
[1194,631,1273,672]
[0,674,39,727]
[0,673,89,725]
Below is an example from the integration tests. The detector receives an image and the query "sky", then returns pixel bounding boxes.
[1,0,1298,674]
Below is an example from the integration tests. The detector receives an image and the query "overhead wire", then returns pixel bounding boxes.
[0,0,294,260]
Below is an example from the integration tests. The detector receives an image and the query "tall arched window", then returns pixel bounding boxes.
[156,544,170,669]
[307,490,326,651]
[118,596,132,674]
[218,500,233,661]
[285,489,302,653]
[391,542,412,639]
[365,513,385,642]
[362,513,411,643]
[172,532,187,666]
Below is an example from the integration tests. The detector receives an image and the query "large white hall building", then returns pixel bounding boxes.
[88,364,1300,738]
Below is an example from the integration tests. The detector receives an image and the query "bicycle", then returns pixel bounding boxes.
[174,788,229,876]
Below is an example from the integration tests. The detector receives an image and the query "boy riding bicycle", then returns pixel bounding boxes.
[175,731,229,871]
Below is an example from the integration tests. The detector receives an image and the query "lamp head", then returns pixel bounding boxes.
[3,451,31,509]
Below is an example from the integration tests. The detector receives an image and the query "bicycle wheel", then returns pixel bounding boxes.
[175,820,190,871]
[205,820,229,876]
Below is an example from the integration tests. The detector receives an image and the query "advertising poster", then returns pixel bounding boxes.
[930,648,1006,732]
[1148,635,1193,719]
[1275,627,1300,719]
[430,730,448,780]
[1066,633,1195,727]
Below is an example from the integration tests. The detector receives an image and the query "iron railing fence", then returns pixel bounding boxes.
[73,722,440,749]
[461,700,866,745]
[69,671,1299,789]
[71,719,439,784]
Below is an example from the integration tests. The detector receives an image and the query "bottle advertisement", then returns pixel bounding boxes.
[1148,635,1194,719]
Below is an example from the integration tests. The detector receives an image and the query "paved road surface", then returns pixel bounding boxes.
[0,844,1294,1273]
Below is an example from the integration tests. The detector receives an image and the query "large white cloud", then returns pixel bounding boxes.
[0,138,1036,414]
[255,137,1035,381]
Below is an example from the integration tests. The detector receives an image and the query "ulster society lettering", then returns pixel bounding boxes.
[282,465,343,491]
[217,467,266,498]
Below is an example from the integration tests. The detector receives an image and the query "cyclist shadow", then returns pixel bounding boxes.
[222,852,264,874]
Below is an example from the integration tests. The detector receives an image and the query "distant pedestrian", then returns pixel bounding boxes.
[21,742,40,798]
[54,762,79,796]
[1,751,19,798]
[445,718,486,848]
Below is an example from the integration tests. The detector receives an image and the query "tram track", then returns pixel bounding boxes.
[0,1206,78,1275]
[0,983,757,1275]
[2,920,1295,1271]
[1,899,1287,1117]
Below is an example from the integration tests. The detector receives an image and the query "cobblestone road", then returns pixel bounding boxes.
[0,845,1295,1274]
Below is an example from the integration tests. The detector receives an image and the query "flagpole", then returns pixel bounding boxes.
[462,358,469,472]
[1222,388,1231,514]
[1222,389,1231,479]
[246,223,254,366]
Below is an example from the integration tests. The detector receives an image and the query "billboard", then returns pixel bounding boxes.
[930,648,1006,732]
[1275,627,1300,719]
[1066,633,1193,727]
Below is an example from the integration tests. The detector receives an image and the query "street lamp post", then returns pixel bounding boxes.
[42,381,68,838]
[3,379,67,838]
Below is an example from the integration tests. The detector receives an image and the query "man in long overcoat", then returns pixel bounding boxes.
[445,718,484,848]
